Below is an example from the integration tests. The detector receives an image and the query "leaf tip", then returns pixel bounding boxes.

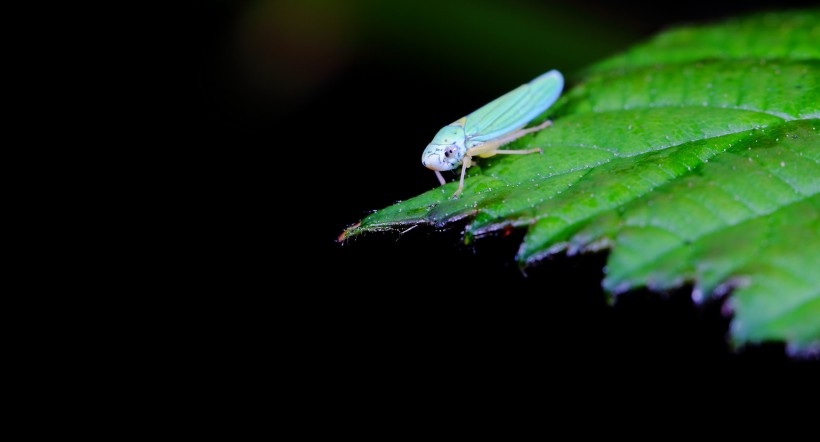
[337,221,361,243]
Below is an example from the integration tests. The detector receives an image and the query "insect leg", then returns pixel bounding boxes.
[492,120,552,154]
[452,156,474,198]
[434,170,446,185]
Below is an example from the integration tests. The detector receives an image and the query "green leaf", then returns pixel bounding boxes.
[340,8,820,356]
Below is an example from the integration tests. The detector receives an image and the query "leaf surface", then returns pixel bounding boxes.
[340,8,820,355]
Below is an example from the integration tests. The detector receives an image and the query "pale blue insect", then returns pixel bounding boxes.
[421,69,564,198]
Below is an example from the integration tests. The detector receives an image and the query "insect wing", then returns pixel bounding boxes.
[465,69,564,143]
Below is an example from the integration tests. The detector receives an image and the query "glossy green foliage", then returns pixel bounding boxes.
[340,8,820,355]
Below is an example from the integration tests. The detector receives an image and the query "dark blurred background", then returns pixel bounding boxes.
[171,0,819,379]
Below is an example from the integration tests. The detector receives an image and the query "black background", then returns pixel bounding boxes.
[169,0,819,385]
